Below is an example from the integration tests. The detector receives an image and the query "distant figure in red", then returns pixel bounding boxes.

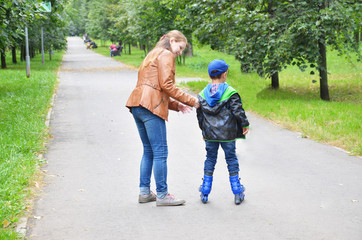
[109,44,117,57]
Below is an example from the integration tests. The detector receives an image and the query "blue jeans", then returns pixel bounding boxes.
[204,141,239,175]
[131,107,168,198]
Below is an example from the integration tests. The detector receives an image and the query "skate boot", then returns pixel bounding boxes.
[199,175,213,204]
[229,175,245,205]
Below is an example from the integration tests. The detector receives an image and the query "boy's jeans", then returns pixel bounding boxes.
[204,140,240,175]
[131,107,168,199]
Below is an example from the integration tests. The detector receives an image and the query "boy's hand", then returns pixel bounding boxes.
[243,128,249,135]
[178,103,192,114]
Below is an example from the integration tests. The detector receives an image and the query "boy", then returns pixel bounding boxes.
[196,59,250,205]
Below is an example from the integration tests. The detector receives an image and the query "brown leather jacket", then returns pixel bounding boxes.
[126,49,196,121]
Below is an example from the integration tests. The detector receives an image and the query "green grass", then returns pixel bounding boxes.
[0,51,64,238]
[92,41,361,156]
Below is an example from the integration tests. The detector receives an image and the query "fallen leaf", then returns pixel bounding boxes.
[33,216,42,220]
[351,200,359,203]
[2,219,10,228]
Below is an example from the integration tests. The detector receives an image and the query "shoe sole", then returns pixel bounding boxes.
[156,200,186,206]
[139,199,156,203]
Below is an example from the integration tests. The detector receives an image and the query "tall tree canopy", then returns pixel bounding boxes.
[0,0,67,68]
[63,0,361,100]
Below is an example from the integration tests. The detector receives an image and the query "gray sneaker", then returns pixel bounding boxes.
[138,191,157,203]
[156,194,186,206]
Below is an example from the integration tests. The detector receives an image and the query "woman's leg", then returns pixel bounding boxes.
[132,108,154,195]
[132,107,168,199]
[143,114,168,198]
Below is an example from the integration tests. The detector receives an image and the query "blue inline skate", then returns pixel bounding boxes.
[199,175,213,204]
[229,175,245,205]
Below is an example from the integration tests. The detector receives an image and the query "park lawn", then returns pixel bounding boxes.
[92,41,361,156]
[0,51,64,239]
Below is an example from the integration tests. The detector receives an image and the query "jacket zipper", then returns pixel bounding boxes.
[154,97,164,109]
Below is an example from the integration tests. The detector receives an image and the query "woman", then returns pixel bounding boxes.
[126,30,199,206]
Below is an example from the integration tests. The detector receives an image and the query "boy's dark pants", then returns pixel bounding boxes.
[204,140,240,176]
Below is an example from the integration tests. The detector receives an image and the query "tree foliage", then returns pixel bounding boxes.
[187,0,361,100]
[64,0,360,100]
[0,0,67,68]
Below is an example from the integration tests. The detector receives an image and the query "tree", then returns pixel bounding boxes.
[0,0,67,68]
[277,0,361,100]
[0,0,40,68]
[65,0,90,36]
[86,1,116,43]
[110,0,142,54]
[188,0,361,100]
[165,0,196,58]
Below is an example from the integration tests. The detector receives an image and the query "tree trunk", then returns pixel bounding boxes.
[12,46,17,64]
[355,27,360,45]
[185,38,193,57]
[30,46,34,58]
[268,1,279,90]
[318,0,330,101]
[129,43,131,55]
[49,49,52,61]
[271,72,279,89]
[147,42,152,54]
[1,49,6,69]
[318,38,330,101]
[21,44,25,61]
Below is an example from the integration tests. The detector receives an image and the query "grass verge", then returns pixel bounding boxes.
[0,51,64,238]
[91,41,361,155]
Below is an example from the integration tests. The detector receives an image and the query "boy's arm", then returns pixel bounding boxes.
[229,93,249,127]
[196,104,204,130]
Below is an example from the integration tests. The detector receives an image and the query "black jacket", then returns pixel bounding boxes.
[196,85,249,141]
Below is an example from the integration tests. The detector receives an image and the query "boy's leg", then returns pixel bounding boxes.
[199,141,219,203]
[221,141,245,205]
[204,141,219,175]
[220,141,239,175]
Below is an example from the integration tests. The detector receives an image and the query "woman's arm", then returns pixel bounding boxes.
[157,51,197,108]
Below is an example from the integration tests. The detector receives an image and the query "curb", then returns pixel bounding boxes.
[15,88,57,239]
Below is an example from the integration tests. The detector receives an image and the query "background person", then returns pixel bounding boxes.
[109,43,116,56]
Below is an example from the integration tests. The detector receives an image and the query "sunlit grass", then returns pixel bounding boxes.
[0,50,63,238]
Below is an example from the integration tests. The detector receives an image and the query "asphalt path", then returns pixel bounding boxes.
[26,37,362,240]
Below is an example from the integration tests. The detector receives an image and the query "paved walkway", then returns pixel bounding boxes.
[26,37,362,240]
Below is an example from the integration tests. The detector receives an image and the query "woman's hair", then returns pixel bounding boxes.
[142,30,188,67]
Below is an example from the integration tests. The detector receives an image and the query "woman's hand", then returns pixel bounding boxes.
[193,98,200,109]
[178,103,192,114]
